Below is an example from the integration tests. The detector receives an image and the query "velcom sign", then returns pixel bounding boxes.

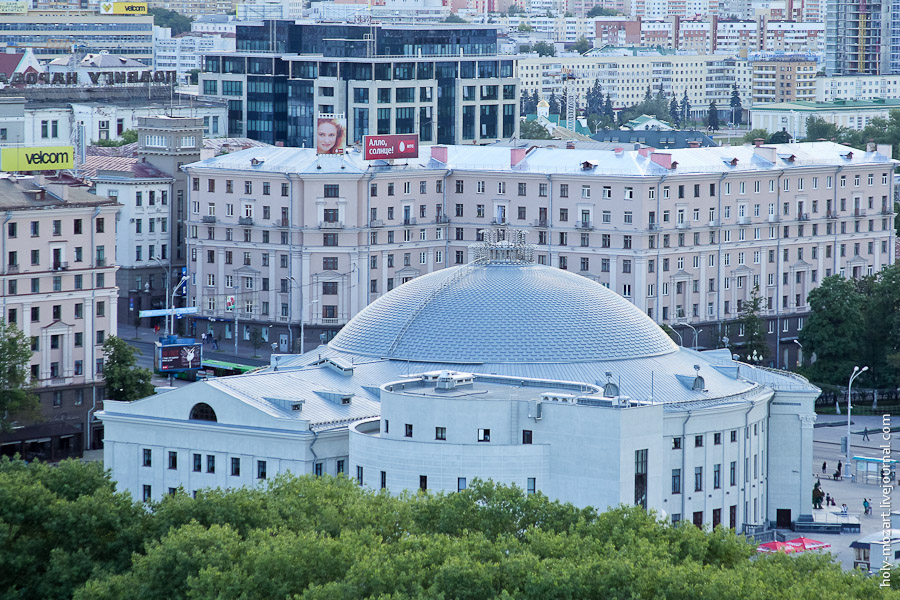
[1,146,74,172]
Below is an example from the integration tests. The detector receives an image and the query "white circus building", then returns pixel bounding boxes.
[100,233,819,530]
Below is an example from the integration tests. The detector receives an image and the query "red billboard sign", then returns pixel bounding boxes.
[363,134,419,160]
[158,343,203,372]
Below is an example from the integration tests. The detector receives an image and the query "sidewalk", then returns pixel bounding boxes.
[122,323,271,368]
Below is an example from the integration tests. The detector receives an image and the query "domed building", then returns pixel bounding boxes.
[101,234,819,530]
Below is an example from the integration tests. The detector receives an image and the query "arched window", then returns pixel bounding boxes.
[189,403,217,422]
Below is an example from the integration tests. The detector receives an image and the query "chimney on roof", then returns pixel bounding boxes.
[754,138,764,148]
[565,141,575,149]
[431,145,448,164]
[650,152,673,169]
[638,147,652,157]
[688,140,700,148]
[510,147,527,166]
[754,145,776,162]
[866,141,876,153]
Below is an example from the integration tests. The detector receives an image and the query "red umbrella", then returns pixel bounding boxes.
[757,541,801,553]
[786,537,831,551]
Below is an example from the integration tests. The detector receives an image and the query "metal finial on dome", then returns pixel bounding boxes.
[470,228,535,264]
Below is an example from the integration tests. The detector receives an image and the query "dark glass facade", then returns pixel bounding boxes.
[202,22,515,147]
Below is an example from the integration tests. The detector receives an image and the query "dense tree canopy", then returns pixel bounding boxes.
[102,336,154,402]
[0,457,894,599]
[148,8,192,36]
[799,263,900,388]
[803,111,900,159]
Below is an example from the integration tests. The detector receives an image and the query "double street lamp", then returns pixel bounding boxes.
[847,366,868,474]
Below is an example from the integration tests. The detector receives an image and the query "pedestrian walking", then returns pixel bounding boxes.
[863,427,870,441]
[201,332,207,345]
[863,499,871,515]
[837,460,843,475]
[822,461,827,475]
[212,337,219,350]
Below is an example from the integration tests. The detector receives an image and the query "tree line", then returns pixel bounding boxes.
[521,80,743,134]
[799,262,900,389]
[0,457,893,599]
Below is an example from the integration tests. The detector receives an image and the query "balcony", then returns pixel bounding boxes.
[369,219,384,228]
[533,219,549,228]
[675,221,690,230]
[403,217,417,226]
[436,214,450,224]
[321,317,340,325]
[648,222,659,231]
[576,220,594,230]
[854,208,866,217]
[491,218,507,226]
[201,215,216,223]
[708,219,718,227]
[737,216,750,225]
[238,216,254,226]
[276,218,290,227]
[96,258,107,267]
[6,264,17,274]
[882,208,893,215]
[826,211,837,219]
[52,261,68,271]
[768,214,779,223]
[798,213,810,221]
[320,221,344,229]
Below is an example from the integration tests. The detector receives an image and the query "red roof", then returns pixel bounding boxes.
[0,53,24,78]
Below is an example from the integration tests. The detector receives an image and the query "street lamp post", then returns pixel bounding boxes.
[793,339,803,367]
[150,257,171,334]
[682,322,698,350]
[170,276,188,336]
[847,365,868,475]
[300,299,319,355]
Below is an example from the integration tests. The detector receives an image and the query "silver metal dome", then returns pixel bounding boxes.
[329,262,679,363]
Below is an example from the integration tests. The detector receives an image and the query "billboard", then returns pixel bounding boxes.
[1,146,74,172]
[0,1,27,14]
[99,1,148,14]
[158,343,202,372]
[363,134,419,161]
[225,296,235,312]
[316,115,346,155]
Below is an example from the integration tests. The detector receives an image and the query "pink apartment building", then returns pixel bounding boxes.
[183,141,894,369]
[0,176,119,460]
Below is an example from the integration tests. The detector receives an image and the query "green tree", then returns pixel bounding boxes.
[742,128,771,144]
[548,91,560,115]
[507,4,522,13]
[517,22,533,31]
[102,336,155,402]
[767,130,793,144]
[737,286,767,362]
[443,13,466,22]
[587,5,619,15]
[680,90,691,125]
[729,83,742,126]
[0,319,39,431]
[531,41,556,57]
[520,119,552,139]
[804,116,845,141]
[799,276,866,385]
[249,329,264,357]
[669,96,680,127]
[571,36,591,54]
[119,129,138,144]
[148,7,192,36]
[707,100,720,131]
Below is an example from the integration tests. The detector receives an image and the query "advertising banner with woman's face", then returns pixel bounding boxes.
[316,116,346,154]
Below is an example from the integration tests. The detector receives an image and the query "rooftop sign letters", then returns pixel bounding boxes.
[0,70,177,86]
[1,146,74,172]
[0,1,27,14]
[100,1,148,14]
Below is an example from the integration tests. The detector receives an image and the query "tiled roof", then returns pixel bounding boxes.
[80,156,172,180]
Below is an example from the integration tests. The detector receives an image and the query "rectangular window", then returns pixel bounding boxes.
[257,460,267,480]
[634,449,648,509]
[230,457,240,476]
[142,448,152,467]
[405,423,413,437]
[435,426,446,440]
[694,467,703,492]
[477,428,491,442]
[193,453,201,472]
[522,429,533,444]
[672,468,681,494]
[458,477,467,492]
[168,451,177,470]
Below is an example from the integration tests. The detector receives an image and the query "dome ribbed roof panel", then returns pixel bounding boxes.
[329,263,678,363]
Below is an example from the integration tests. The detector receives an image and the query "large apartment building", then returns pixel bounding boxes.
[518,53,751,119]
[750,57,817,104]
[183,142,895,369]
[199,22,518,147]
[0,176,119,460]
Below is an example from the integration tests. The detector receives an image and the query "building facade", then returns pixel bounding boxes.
[0,176,119,459]
[750,99,900,138]
[153,27,235,83]
[518,52,752,119]
[0,11,154,64]
[182,141,895,368]
[750,57,817,104]
[825,0,897,76]
[101,240,820,534]
[199,22,519,146]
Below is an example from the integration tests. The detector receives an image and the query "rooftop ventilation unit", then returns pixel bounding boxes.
[435,371,474,390]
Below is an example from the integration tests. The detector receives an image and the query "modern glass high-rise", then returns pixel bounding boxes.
[200,22,519,147]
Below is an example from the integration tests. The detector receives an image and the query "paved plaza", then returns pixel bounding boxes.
[807,414,898,570]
